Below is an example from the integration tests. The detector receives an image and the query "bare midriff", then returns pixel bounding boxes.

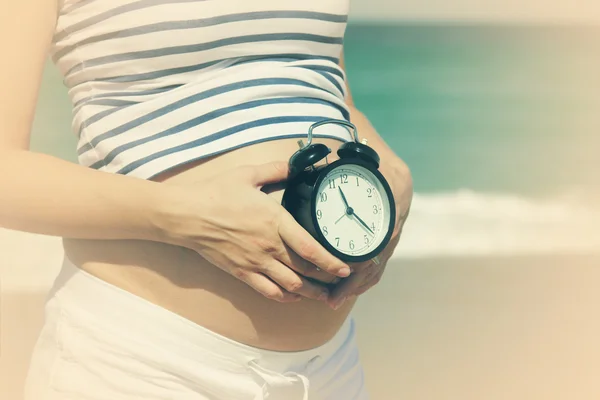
[61,136,356,352]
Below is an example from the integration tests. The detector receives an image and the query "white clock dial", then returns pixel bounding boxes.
[314,164,391,257]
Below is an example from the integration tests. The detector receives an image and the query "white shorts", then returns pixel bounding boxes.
[24,256,369,400]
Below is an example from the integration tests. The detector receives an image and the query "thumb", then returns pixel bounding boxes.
[247,161,290,187]
[327,276,358,310]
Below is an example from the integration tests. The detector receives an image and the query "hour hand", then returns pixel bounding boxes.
[338,187,350,209]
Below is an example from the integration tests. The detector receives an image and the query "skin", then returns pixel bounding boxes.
[0,0,413,351]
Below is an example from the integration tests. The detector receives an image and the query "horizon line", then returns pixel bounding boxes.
[347,18,600,27]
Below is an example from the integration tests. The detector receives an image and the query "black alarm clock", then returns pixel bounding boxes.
[282,119,396,263]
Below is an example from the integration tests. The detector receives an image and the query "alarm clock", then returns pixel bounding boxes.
[282,119,396,263]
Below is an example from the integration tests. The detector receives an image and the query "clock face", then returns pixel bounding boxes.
[313,163,393,258]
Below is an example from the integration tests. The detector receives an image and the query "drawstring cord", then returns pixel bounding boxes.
[247,355,321,400]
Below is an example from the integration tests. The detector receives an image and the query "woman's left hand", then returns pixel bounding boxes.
[327,158,413,310]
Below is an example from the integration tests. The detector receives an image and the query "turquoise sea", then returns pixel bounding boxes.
[28,24,600,260]
[344,24,599,195]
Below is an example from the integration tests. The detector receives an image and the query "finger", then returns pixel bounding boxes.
[327,260,379,307]
[245,161,290,187]
[327,273,363,310]
[278,243,339,284]
[354,267,386,296]
[303,266,342,284]
[238,270,301,303]
[263,261,330,301]
[278,210,351,278]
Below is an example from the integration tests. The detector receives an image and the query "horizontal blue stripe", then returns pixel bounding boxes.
[66,33,343,76]
[109,115,331,174]
[92,59,220,84]
[54,0,203,42]
[95,97,348,166]
[77,77,336,154]
[296,65,345,79]
[77,108,123,136]
[69,53,339,84]
[60,0,96,15]
[74,100,138,135]
[144,132,350,180]
[53,10,347,61]
[232,56,310,66]
[73,85,182,110]
[310,70,344,95]
[83,99,139,107]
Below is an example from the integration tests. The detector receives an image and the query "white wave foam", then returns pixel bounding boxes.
[393,189,600,258]
[2,190,600,290]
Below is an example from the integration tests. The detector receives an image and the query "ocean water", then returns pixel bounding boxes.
[342,24,600,256]
[343,25,600,194]
[3,24,600,289]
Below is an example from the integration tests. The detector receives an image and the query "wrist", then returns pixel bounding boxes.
[380,156,413,221]
[381,156,411,191]
[146,183,194,248]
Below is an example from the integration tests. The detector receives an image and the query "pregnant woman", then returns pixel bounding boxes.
[1,1,412,399]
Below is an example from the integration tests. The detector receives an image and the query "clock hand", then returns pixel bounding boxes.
[334,213,346,224]
[351,211,375,235]
[335,186,351,224]
[338,187,350,210]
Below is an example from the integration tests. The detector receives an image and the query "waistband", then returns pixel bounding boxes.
[50,254,354,372]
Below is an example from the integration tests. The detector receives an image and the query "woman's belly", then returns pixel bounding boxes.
[62,137,356,352]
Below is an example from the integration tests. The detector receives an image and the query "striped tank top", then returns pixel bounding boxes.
[51,0,353,180]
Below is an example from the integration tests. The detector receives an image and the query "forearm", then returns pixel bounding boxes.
[348,105,408,171]
[348,105,413,233]
[0,149,165,242]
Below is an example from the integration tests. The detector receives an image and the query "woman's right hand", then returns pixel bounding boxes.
[152,161,352,303]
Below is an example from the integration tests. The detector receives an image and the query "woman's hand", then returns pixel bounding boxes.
[327,157,413,309]
[153,161,352,303]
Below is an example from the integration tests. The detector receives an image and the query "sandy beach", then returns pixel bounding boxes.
[3,254,600,400]
[353,254,600,400]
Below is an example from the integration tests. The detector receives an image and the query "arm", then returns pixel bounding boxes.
[0,0,350,303]
[326,52,414,309]
[0,0,166,242]
[340,55,398,162]
[339,53,413,237]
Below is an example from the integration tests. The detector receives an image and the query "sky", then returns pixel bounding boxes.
[349,0,600,23]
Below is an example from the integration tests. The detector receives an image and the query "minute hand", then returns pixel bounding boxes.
[352,211,375,235]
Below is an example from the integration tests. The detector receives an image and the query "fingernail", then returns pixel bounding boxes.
[318,292,328,301]
[338,267,351,277]
[333,297,347,310]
